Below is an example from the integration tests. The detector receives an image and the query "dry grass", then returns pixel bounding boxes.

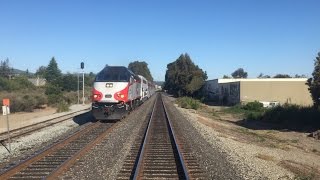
[256,153,275,161]
[279,160,320,180]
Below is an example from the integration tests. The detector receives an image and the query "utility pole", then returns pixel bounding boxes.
[81,62,85,105]
[77,69,80,104]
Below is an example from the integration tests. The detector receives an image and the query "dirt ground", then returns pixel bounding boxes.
[0,107,56,133]
[191,104,320,179]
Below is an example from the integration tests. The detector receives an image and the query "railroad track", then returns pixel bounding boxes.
[0,120,117,179]
[0,108,90,143]
[117,94,205,179]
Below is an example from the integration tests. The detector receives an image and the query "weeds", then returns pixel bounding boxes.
[176,97,201,110]
[224,102,320,130]
[261,105,320,130]
[256,154,275,161]
[56,101,70,112]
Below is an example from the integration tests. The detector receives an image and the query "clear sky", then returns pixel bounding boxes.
[0,0,319,81]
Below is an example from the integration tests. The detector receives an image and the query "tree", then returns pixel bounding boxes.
[273,74,291,78]
[222,75,231,79]
[0,58,12,78]
[128,61,153,81]
[257,73,271,78]
[85,72,96,87]
[44,57,62,84]
[164,53,207,97]
[231,68,248,78]
[35,66,47,77]
[294,74,307,78]
[307,52,320,108]
[62,73,77,91]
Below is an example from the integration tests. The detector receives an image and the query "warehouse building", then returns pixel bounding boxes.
[203,78,313,106]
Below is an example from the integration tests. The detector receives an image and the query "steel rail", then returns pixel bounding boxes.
[132,94,158,180]
[0,108,90,142]
[46,121,119,179]
[0,120,111,179]
[132,94,190,180]
[162,95,190,180]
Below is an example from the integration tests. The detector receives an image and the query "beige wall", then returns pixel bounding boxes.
[239,81,313,106]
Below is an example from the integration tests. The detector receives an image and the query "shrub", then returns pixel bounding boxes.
[0,76,35,91]
[261,105,320,130]
[0,91,48,112]
[56,101,70,112]
[63,91,78,104]
[246,111,264,120]
[45,84,62,95]
[47,94,63,105]
[243,101,264,111]
[176,97,201,110]
[34,94,48,108]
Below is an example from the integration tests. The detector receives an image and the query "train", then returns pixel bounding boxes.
[91,65,155,120]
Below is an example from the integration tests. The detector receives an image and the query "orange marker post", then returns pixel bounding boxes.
[2,98,11,153]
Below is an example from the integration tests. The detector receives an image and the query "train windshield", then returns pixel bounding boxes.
[95,67,130,82]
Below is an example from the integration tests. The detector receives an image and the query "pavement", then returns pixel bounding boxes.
[0,104,91,134]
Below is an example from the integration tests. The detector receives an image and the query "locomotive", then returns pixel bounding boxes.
[91,65,154,120]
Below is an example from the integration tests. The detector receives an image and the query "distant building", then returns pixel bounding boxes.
[204,78,313,106]
[28,77,47,86]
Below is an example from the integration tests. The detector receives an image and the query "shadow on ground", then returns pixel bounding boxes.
[229,117,319,134]
[73,112,97,125]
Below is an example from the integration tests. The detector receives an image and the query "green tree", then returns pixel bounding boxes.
[128,61,153,81]
[164,53,207,97]
[222,75,231,79]
[35,66,47,77]
[84,72,96,86]
[0,58,12,78]
[307,52,320,108]
[294,74,307,78]
[257,73,271,78]
[273,74,291,78]
[231,68,248,78]
[62,73,78,91]
[45,57,62,85]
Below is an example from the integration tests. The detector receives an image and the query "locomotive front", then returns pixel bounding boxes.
[91,66,139,120]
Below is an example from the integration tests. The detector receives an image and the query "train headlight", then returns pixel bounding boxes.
[114,85,129,101]
[92,88,103,101]
[116,93,125,99]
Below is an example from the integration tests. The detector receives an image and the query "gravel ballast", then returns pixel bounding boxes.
[59,95,156,180]
[0,115,90,170]
[163,94,296,179]
[162,95,257,179]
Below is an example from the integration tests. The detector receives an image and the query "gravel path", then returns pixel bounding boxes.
[59,95,156,180]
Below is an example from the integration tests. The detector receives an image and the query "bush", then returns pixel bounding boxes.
[176,97,201,110]
[261,105,320,130]
[45,84,62,95]
[56,101,70,112]
[243,101,264,111]
[47,94,63,105]
[0,76,35,91]
[0,91,48,112]
[63,91,78,104]
[245,111,264,120]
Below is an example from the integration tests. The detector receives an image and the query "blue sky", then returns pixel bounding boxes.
[0,0,319,81]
